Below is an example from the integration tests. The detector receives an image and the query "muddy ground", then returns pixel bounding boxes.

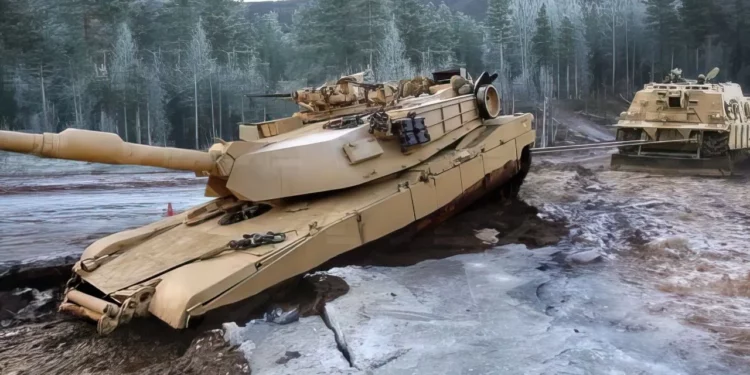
[3,125,750,373]
[0,193,563,375]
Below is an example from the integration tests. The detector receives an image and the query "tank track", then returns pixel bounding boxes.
[700,131,730,158]
[616,128,642,154]
[507,146,531,199]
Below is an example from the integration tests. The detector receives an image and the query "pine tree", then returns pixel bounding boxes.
[186,18,215,148]
[256,12,289,85]
[376,17,415,81]
[485,0,513,75]
[393,0,426,68]
[727,0,750,82]
[643,0,680,77]
[422,2,457,73]
[582,1,606,93]
[531,4,553,98]
[558,16,575,98]
[679,0,713,55]
[453,12,484,75]
[200,0,244,63]
[532,4,553,70]
[112,23,138,141]
[351,0,391,69]
[292,0,364,81]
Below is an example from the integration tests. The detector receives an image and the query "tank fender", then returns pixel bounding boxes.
[147,251,261,328]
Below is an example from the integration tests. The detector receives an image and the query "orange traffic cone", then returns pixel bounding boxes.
[166,203,174,217]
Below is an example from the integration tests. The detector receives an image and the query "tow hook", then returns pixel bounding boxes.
[59,286,155,335]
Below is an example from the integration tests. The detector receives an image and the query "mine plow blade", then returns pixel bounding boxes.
[610,153,736,176]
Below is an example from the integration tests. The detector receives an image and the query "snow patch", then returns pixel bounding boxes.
[223,318,353,374]
[473,228,499,244]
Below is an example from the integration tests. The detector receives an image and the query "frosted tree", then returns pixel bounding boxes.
[486,0,514,110]
[453,12,485,75]
[376,18,415,82]
[546,0,585,99]
[218,51,265,127]
[557,16,576,98]
[511,0,542,95]
[420,3,457,75]
[600,0,626,94]
[394,0,426,67]
[336,0,391,70]
[185,18,216,149]
[643,0,680,80]
[112,23,139,141]
[64,72,91,129]
[532,3,554,99]
[144,52,170,146]
[255,12,289,85]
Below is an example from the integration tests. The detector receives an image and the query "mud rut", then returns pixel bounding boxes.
[0,190,565,375]
[527,156,750,363]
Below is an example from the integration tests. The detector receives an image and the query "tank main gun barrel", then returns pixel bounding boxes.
[0,128,216,174]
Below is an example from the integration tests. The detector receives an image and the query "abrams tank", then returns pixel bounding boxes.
[0,69,535,334]
[611,68,750,175]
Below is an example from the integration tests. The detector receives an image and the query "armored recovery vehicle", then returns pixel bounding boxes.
[0,69,535,334]
[612,68,750,175]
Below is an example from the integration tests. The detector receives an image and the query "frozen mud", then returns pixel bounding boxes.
[225,245,739,375]
[0,153,209,264]
[222,158,750,374]
[527,158,750,360]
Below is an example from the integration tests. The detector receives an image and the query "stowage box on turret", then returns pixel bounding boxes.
[0,68,535,334]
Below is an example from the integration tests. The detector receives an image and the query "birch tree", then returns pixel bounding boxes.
[532,3,554,99]
[643,0,680,79]
[112,23,138,141]
[376,18,416,82]
[511,0,542,95]
[485,0,515,111]
[601,0,626,95]
[185,18,216,149]
[145,53,169,146]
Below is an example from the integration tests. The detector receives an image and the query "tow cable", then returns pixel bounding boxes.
[531,139,696,155]
[229,232,287,250]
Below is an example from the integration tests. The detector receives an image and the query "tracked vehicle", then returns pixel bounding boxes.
[0,69,535,334]
[611,68,750,175]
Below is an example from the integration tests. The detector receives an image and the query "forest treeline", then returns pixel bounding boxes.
[0,0,748,148]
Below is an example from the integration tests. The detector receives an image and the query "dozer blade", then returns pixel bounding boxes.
[610,153,735,176]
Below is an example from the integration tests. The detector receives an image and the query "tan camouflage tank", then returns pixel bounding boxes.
[612,68,750,175]
[0,69,535,334]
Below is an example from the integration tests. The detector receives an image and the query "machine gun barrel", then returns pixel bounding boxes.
[0,129,216,174]
[244,93,294,98]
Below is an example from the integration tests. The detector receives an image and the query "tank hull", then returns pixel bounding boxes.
[60,114,536,333]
